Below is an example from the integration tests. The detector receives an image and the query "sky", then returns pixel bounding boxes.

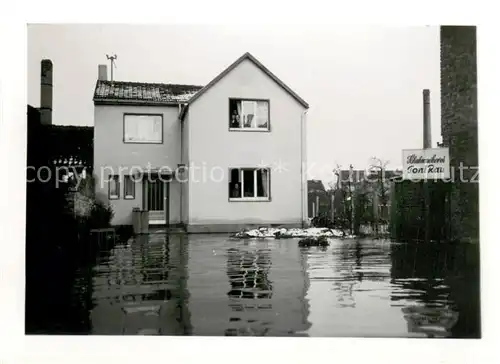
[27,24,442,185]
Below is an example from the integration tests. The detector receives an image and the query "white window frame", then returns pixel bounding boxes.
[229,168,271,201]
[123,114,163,144]
[124,175,136,200]
[108,175,120,200]
[229,99,270,132]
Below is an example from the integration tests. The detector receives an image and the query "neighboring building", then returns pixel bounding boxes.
[93,52,309,232]
[30,59,94,214]
[307,180,330,218]
[440,26,479,242]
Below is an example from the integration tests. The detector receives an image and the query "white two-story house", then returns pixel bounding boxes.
[93,52,309,233]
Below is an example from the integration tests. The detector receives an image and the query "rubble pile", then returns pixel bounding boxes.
[231,227,345,240]
[298,236,330,247]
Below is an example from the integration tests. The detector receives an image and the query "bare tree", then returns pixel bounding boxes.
[330,163,352,233]
[369,157,390,238]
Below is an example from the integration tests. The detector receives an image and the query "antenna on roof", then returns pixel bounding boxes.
[106,54,117,81]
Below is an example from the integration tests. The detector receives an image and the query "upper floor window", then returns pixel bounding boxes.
[124,114,163,143]
[229,99,269,131]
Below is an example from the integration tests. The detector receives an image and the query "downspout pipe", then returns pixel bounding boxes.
[301,109,308,227]
[178,103,186,227]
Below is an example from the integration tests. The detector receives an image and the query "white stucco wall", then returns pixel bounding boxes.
[187,59,307,228]
[94,104,183,225]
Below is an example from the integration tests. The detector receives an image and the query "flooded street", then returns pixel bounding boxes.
[73,233,480,338]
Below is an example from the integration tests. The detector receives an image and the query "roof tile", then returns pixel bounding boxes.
[94,80,203,105]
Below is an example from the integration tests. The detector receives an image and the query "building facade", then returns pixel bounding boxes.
[440,26,479,242]
[93,52,309,232]
[307,180,330,218]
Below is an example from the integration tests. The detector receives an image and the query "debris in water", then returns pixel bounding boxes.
[231,227,345,240]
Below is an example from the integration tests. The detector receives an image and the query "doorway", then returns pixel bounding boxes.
[143,175,169,225]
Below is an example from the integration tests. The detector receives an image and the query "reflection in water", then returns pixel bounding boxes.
[225,247,273,336]
[64,234,479,338]
[227,248,273,299]
[87,234,191,335]
[302,239,479,338]
[401,306,459,338]
[390,242,480,338]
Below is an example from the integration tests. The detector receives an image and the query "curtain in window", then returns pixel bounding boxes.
[260,169,269,197]
[125,117,139,141]
[256,101,269,128]
[152,116,161,138]
[137,116,152,141]
[241,101,255,128]
[125,115,161,142]
[237,102,242,127]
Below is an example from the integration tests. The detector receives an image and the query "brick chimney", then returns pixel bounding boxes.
[98,64,108,81]
[40,59,53,125]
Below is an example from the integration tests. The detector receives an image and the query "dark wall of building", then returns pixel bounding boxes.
[440,26,479,242]
[391,180,450,242]
[45,124,94,171]
[26,106,95,334]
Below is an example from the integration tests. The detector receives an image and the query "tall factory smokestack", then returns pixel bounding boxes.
[40,59,53,125]
[423,89,431,149]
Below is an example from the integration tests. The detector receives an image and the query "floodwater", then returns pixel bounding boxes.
[71,234,480,338]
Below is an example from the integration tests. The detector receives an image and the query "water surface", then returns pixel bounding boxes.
[73,234,480,337]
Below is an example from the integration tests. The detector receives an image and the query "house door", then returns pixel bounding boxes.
[144,176,169,225]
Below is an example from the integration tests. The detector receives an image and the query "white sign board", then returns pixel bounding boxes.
[402,148,450,180]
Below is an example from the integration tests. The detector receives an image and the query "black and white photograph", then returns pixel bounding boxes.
[21,23,481,338]
[1,8,497,364]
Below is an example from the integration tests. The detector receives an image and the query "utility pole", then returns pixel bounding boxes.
[349,164,354,236]
[423,89,432,243]
[106,54,117,81]
[331,189,335,225]
[332,167,340,227]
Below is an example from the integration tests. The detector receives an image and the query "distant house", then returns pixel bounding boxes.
[334,168,402,222]
[93,52,309,232]
[307,180,330,218]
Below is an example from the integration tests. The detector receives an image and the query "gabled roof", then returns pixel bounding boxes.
[93,80,203,106]
[308,180,326,193]
[188,52,309,109]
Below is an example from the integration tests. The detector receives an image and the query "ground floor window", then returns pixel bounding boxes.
[124,175,135,199]
[108,175,120,200]
[229,168,270,200]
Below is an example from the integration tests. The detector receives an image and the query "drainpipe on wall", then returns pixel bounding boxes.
[301,109,308,227]
[178,103,188,228]
[179,104,184,226]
